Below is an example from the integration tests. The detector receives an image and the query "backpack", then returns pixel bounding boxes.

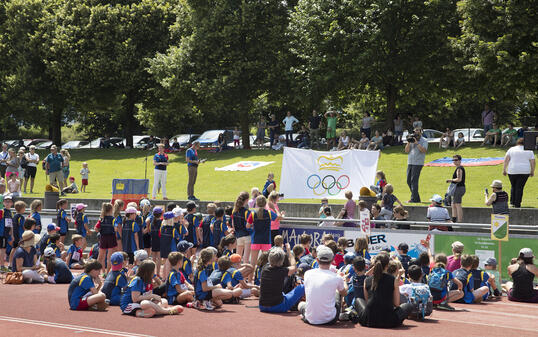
[20,155,28,169]
[409,286,432,320]
[427,268,448,292]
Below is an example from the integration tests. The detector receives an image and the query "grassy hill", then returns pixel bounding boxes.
[22,144,537,208]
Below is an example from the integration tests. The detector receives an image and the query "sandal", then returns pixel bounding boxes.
[168,305,184,315]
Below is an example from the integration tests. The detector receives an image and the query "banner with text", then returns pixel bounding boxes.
[343,230,432,259]
[280,148,379,199]
[280,227,344,249]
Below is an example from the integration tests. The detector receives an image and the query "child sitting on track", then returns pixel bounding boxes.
[193,248,234,310]
[399,265,433,319]
[428,254,463,310]
[68,259,108,311]
[208,256,243,303]
[43,247,73,284]
[450,254,489,304]
[66,234,85,269]
[102,252,128,306]
[229,253,258,297]
[177,240,194,283]
[167,252,195,305]
[219,234,236,258]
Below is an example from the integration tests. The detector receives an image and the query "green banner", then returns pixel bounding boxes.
[434,234,538,281]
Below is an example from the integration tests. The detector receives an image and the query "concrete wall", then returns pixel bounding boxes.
[17,196,537,226]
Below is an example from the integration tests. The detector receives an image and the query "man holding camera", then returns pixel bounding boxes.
[405,128,428,203]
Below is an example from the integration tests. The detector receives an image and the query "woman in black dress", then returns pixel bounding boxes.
[355,252,413,328]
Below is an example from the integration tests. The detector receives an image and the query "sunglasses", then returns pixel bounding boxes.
[452,159,460,162]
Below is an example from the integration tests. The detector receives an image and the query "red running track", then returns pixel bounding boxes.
[1,283,537,337]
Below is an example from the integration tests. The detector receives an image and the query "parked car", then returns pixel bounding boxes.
[171,134,200,148]
[23,139,51,148]
[402,129,443,143]
[133,136,161,149]
[1,140,22,148]
[452,128,485,143]
[35,141,53,149]
[197,130,234,147]
[79,137,126,149]
[61,140,90,149]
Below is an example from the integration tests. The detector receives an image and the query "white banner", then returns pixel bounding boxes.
[215,161,274,172]
[280,147,379,199]
[344,231,433,259]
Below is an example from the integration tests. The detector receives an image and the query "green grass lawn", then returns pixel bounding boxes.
[22,144,537,208]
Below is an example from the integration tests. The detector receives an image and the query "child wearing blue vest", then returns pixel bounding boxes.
[43,247,73,284]
[55,199,70,244]
[449,255,489,304]
[200,204,216,248]
[47,233,66,259]
[95,203,118,273]
[120,260,182,317]
[470,255,492,301]
[184,201,200,256]
[208,256,243,303]
[219,234,236,258]
[113,200,124,251]
[247,196,280,270]
[253,251,269,286]
[193,248,233,310]
[172,207,189,244]
[122,206,141,265]
[176,240,194,283]
[149,207,163,276]
[12,200,26,250]
[229,253,259,297]
[67,260,107,311]
[29,200,43,234]
[211,207,229,249]
[66,235,85,269]
[160,212,180,279]
[74,203,90,251]
[102,252,128,306]
[167,252,195,305]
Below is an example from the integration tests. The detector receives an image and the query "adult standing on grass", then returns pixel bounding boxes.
[24,145,39,194]
[325,110,338,150]
[267,114,279,147]
[405,128,428,203]
[481,104,495,135]
[186,141,201,201]
[446,154,465,222]
[503,138,535,208]
[46,145,65,190]
[152,143,169,200]
[282,111,299,146]
[309,110,322,149]
[361,112,374,139]
[0,143,8,178]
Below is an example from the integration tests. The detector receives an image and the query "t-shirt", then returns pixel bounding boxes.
[326,116,337,131]
[0,151,8,166]
[482,110,494,125]
[399,282,432,301]
[46,153,64,173]
[283,116,299,131]
[259,265,289,307]
[120,277,147,311]
[310,116,321,129]
[304,268,345,325]
[371,136,383,145]
[382,194,398,211]
[227,267,244,287]
[319,215,336,227]
[186,148,198,167]
[247,209,278,244]
[194,268,211,300]
[362,116,374,129]
[427,206,450,222]
[407,136,428,165]
[167,269,187,299]
[153,153,168,171]
[344,199,356,219]
[80,167,90,179]
[446,256,461,272]
[68,274,95,309]
[26,153,39,167]
[340,136,350,146]
[180,258,193,282]
[505,145,535,175]
[53,258,74,283]
[67,244,83,266]
[487,128,501,135]
[11,246,37,272]
[504,128,517,136]
[268,120,280,134]
[102,270,128,300]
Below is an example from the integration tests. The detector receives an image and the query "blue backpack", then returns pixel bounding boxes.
[428,267,449,292]
[409,286,432,320]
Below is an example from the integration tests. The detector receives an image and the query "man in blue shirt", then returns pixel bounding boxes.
[404,128,428,203]
[45,145,65,190]
[186,141,201,201]
[152,143,169,200]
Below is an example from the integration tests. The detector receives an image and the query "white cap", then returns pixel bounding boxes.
[44,247,55,258]
[172,207,186,218]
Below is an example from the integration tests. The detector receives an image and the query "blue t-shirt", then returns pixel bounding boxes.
[194,268,211,300]
[31,212,42,234]
[102,270,128,304]
[48,243,62,258]
[53,258,73,283]
[180,258,193,283]
[167,269,187,300]
[68,274,95,309]
[227,267,244,287]
[75,213,89,237]
[57,209,68,235]
[211,218,228,247]
[355,249,371,261]
[120,277,147,311]
[186,148,198,167]
[209,269,232,288]
[46,153,64,173]
[450,268,475,304]
[153,153,168,171]
[11,246,37,272]
[0,209,11,237]
[67,244,83,267]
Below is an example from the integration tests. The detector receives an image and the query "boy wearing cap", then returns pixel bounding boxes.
[167,252,195,305]
[38,223,60,255]
[66,235,85,269]
[122,207,141,265]
[485,180,509,215]
[102,252,129,306]
[74,203,90,251]
[484,257,501,297]
[426,194,452,231]
[298,246,347,325]
[177,240,194,283]
[184,201,200,256]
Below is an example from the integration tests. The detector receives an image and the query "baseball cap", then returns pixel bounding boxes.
[140,199,150,208]
[125,206,138,214]
[134,249,148,262]
[186,201,198,211]
[152,206,163,214]
[43,247,55,258]
[297,263,311,273]
[344,252,356,264]
[163,211,175,220]
[451,241,464,253]
[485,257,497,266]
[398,243,409,251]
[110,252,124,266]
[172,207,185,218]
[430,194,443,204]
[4,195,12,200]
[176,240,193,253]
[490,180,503,189]
[230,254,242,264]
[47,223,60,231]
[316,245,334,263]
[75,203,88,211]
[519,248,534,258]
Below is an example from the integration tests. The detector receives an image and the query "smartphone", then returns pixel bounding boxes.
[485,188,489,195]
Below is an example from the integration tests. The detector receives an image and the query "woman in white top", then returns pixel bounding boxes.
[24,145,40,193]
[337,131,350,150]
[361,112,374,139]
[503,138,535,208]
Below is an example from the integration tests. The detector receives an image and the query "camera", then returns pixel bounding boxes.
[278,193,285,197]
[406,134,417,143]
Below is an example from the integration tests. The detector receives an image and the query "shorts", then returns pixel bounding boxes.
[326,130,336,139]
[99,234,118,249]
[0,236,7,249]
[5,171,18,178]
[452,186,466,204]
[24,166,37,178]
[76,298,90,310]
[82,179,88,186]
[251,243,271,251]
[236,235,251,246]
[122,303,142,315]
[143,233,152,249]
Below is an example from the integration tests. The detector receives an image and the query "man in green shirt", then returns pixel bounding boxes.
[500,123,518,147]
[324,110,338,150]
[481,123,501,147]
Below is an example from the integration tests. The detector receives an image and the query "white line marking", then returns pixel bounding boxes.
[463,308,538,319]
[0,316,154,337]
[491,301,538,309]
[435,318,538,334]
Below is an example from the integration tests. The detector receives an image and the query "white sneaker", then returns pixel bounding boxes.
[47,276,56,284]
[339,312,349,321]
[203,300,214,311]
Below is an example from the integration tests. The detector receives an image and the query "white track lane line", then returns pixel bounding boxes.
[491,301,538,309]
[0,316,154,337]
[435,318,538,334]
[462,307,538,319]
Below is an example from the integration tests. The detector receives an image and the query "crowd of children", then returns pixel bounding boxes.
[0,190,537,327]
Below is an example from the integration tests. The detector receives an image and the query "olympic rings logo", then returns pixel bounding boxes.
[307,174,350,196]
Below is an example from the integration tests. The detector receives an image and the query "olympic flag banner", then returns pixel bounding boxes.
[280,147,379,199]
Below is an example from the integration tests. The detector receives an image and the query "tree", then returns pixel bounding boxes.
[46,0,176,146]
[148,0,290,148]
[289,0,462,127]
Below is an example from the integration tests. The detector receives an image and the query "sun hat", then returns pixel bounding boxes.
[430,194,443,204]
[490,180,503,189]
[19,231,40,248]
[76,203,88,211]
[124,206,138,214]
[140,199,151,208]
[172,207,186,218]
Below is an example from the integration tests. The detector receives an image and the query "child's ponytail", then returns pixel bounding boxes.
[56,199,66,211]
[100,202,113,219]
[197,249,213,273]
[372,253,389,291]
[218,235,237,254]
[113,200,124,218]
